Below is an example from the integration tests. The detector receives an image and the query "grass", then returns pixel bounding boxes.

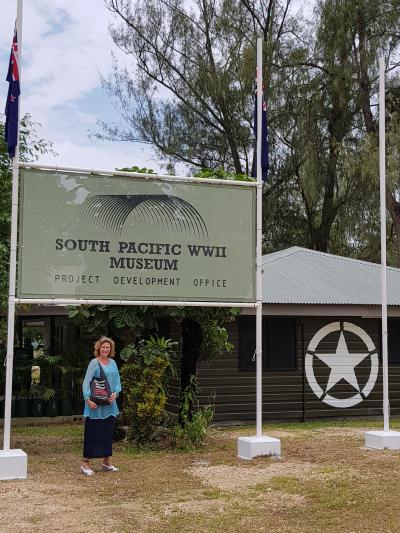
[1,418,400,532]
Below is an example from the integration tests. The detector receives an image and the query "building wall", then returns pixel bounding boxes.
[11,309,399,423]
[195,316,400,422]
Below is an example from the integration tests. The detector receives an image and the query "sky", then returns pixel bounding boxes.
[0,1,313,174]
[0,0,161,172]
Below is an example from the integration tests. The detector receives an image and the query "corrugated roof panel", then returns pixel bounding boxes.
[262,247,400,305]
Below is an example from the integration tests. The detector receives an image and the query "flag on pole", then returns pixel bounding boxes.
[251,75,269,182]
[4,25,20,159]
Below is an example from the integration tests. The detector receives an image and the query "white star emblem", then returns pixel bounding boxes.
[10,94,16,102]
[315,331,368,393]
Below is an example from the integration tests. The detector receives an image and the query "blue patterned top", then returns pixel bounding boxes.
[82,358,122,419]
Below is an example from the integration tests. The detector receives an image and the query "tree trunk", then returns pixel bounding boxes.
[357,12,376,134]
[179,318,203,424]
[387,188,400,267]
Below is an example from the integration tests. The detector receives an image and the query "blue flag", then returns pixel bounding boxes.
[5,26,20,159]
[251,87,269,182]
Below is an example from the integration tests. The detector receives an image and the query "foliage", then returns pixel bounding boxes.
[30,351,86,400]
[262,0,400,256]
[193,168,255,182]
[166,306,240,361]
[200,320,234,360]
[68,303,239,362]
[120,336,177,445]
[102,0,263,174]
[0,318,7,354]
[170,407,214,450]
[31,353,62,400]
[67,304,160,345]
[170,375,214,450]
[188,308,238,361]
[101,0,400,262]
[116,165,156,174]
[12,351,34,397]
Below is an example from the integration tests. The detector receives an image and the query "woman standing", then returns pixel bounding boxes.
[80,336,122,476]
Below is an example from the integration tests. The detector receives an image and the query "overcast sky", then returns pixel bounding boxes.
[0,0,160,172]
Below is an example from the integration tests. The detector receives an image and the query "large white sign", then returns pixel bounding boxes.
[305,322,379,408]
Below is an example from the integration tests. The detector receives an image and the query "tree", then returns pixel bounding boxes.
[100,0,293,174]
[101,0,400,260]
[263,0,400,255]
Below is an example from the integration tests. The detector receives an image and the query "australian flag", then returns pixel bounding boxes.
[251,82,269,182]
[5,26,20,159]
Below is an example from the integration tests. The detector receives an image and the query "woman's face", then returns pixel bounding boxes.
[99,342,111,358]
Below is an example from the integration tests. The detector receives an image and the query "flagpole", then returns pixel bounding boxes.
[364,54,400,450]
[237,37,280,459]
[379,54,390,433]
[255,37,263,438]
[3,0,23,453]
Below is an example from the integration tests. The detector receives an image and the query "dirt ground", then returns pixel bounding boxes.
[1,420,400,533]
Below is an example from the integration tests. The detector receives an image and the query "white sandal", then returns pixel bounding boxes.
[81,465,94,476]
[102,464,118,472]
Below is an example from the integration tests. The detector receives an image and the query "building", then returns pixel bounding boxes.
[5,246,400,422]
[195,247,400,422]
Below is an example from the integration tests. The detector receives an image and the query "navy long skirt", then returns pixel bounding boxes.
[83,416,115,459]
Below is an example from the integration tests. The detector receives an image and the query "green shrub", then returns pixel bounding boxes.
[171,376,214,450]
[120,336,176,446]
[170,406,214,450]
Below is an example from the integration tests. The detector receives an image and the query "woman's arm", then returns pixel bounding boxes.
[108,360,122,403]
[114,360,122,395]
[82,359,97,400]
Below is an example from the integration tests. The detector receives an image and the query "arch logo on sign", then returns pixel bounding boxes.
[305,322,379,408]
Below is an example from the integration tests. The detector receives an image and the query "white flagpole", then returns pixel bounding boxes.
[3,0,23,452]
[237,37,280,458]
[364,56,400,450]
[255,37,263,437]
[379,54,390,433]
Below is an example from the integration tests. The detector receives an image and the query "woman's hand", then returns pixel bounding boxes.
[108,392,117,403]
[86,399,98,410]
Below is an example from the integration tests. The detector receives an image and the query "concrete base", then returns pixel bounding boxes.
[0,449,27,480]
[237,436,281,460]
[365,430,400,450]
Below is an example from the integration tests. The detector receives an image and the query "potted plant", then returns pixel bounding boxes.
[33,353,62,417]
[13,350,34,417]
[59,357,86,416]
[14,390,30,418]
[59,391,74,416]
[73,391,84,416]
[30,388,45,417]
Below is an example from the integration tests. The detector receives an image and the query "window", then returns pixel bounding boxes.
[238,317,258,371]
[266,319,297,371]
[239,317,297,371]
[388,319,400,364]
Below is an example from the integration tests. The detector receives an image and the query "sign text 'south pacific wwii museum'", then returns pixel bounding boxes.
[18,169,255,302]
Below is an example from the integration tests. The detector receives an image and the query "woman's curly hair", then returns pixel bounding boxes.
[93,336,116,358]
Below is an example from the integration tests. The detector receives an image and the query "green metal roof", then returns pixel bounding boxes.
[262,247,400,305]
